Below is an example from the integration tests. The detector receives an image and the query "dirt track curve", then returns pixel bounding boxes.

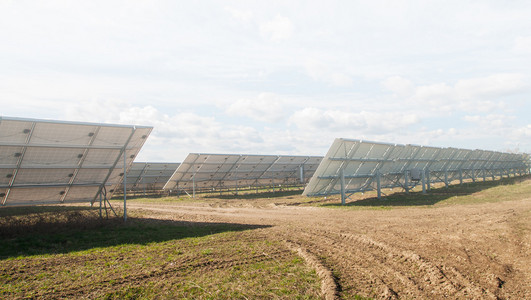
[128,198,531,299]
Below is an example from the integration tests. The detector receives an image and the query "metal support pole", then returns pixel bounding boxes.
[340,169,346,205]
[444,170,448,188]
[99,191,102,219]
[421,169,426,194]
[404,170,409,194]
[459,169,463,185]
[483,169,486,182]
[123,148,127,222]
[142,171,146,196]
[192,174,196,198]
[471,169,475,182]
[299,165,304,184]
[103,190,108,219]
[426,169,431,191]
[376,172,381,200]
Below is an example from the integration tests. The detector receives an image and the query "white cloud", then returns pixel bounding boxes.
[455,73,527,99]
[225,7,253,23]
[260,15,294,42]
[305,59,353,87]
[382,76,414,97]
[463,114,515,126]
[401,74,527,114]
[225,93,286,123]
[513,36,531,53]
[513,124,531,138]
[288,107,419,135]
[2,1,531,158]
[413,83,454,104]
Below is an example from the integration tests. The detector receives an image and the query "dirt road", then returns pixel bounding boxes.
[128,197,531,299]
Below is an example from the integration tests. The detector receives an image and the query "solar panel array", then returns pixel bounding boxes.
[0,117,152,206]
[120,162,180,193]
[303,138,530,201]
[164,153,323,193]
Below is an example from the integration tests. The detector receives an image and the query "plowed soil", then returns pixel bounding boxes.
[127,187,531,299]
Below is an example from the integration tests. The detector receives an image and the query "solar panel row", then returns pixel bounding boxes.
[0,117,152,206]
[1,117,529,207]
[119,162,180,193]
[303,138,530,203]
[163,153,323,194]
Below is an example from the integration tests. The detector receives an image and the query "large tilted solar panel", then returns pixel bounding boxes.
[163,153,323,192]
[121,162,180,192]
[303,138,530,198]
[0,117,152,206]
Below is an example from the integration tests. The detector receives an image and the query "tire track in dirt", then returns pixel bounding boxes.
[285,240,339,300]
[284,228,409,299]
[337,231,497,299]
[276,227,497,299]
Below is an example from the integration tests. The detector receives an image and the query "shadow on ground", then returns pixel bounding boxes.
[321,175,530,208]
[0,205,270,259]
[203,189,304,200]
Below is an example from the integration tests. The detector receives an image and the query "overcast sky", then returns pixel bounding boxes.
[1,1,530,162]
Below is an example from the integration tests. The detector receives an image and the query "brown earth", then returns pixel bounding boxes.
[127,194,531,299]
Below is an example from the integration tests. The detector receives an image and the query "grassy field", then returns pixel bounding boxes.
[0,208,320,299]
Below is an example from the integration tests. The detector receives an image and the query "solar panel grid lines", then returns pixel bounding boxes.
[0,116,152,206]
[119,162,180,193]
[163,153,323,194]
[303,138,530,202]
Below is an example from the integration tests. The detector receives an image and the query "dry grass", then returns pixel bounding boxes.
[0,209,320,299]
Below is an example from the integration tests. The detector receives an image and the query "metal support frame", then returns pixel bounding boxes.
[376,172,381,199]
[192,172,196,198]
[123,147,127,222]
[92,128,136,205]
[340,169,346,205]
[304,139,530,207]
[404,170,409,194]
[426,169,431,191]
[99,191,102,219]
[97,186,117,219]
[421,169,426,194]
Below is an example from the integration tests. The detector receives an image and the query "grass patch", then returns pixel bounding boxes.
[0,206,320,299]
[0,207,268,258]
[321,176,531,209]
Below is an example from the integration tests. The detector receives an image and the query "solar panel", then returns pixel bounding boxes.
[120,162,180,193]
[163,153,323,194]
[0,117,152,206]
[303,138,530,203]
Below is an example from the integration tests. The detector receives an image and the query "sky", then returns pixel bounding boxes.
[1,0,530,162]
